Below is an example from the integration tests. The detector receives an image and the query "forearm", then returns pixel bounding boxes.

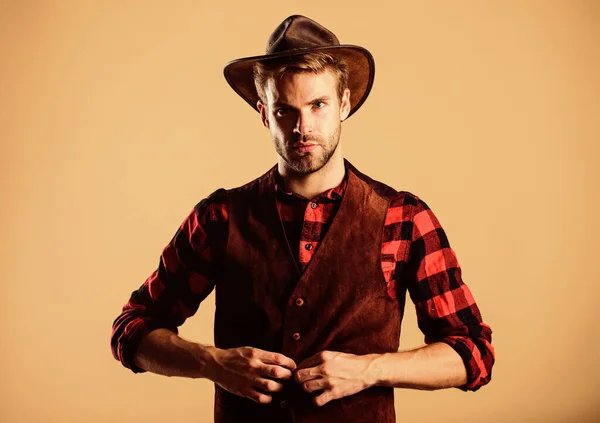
[367,342,467,390]
[133,328,219,379]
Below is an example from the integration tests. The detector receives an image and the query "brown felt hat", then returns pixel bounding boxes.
[223,15,375,119]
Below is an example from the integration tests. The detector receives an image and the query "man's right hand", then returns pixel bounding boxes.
[206,346,297,404]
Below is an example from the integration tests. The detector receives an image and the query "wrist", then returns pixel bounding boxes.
[363,353,387,388]
[193,344,222,381]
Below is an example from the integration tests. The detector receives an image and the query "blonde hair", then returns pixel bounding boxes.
[253,52,349,105]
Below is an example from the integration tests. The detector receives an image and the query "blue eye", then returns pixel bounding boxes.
[275,108,289,117]
[313,101,325,109]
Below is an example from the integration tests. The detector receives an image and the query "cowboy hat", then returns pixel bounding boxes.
[223,15,375,119]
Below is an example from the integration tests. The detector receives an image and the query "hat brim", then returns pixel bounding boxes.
[223,45,375,119]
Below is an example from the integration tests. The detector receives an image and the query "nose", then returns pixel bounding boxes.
[293,109,313,136]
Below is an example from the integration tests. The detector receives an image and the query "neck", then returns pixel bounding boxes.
[277,148,345,200]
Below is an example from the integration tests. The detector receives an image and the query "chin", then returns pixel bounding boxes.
[293,158,328,175]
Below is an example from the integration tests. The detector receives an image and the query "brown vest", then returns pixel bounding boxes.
[214,159,400,423]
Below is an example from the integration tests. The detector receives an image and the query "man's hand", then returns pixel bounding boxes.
[294,351,376,406]
[207,346,297,404]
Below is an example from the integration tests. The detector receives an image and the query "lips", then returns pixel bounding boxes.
[293,144,318,153]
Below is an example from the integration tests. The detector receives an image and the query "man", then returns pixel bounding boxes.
[111,15,494,423]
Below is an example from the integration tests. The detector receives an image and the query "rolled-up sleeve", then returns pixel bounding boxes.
[404,197,495,391]
[110,189,228,373]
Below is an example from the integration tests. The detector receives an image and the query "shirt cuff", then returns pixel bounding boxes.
[113,319,179,374]
[438,337,487,392]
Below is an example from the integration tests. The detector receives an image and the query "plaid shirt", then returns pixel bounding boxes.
[111,170,494,391]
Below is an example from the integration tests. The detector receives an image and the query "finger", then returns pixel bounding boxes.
[260,351,297,371]
[302,378,331,393]
[248,389,273,404]
[313,390,335,407]
[295,365,325,383]
[253,377,284,393]
[296,352,325,370]
[257,363,293,380]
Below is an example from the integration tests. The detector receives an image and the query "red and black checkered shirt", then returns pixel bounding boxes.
[111,170,494,391]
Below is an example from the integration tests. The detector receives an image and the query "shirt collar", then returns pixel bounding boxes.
[274,168,347,202]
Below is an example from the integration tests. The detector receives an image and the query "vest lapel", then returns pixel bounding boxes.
[262,160,355,281]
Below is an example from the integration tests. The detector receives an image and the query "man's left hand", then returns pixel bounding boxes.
[294,351,377,406]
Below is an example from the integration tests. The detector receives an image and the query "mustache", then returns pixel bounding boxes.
[292,134,321,144]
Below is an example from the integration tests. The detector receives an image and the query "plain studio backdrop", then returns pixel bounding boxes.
[1,1,598,422]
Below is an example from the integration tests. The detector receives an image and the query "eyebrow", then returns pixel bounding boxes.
[272,96,331,108]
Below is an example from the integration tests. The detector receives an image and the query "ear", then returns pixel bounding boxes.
[257,101,270,129]
[339,88,351,121]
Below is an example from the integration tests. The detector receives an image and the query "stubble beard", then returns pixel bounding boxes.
[274,124,341,176]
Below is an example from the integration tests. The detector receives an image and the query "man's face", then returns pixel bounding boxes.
[258,70,351,175]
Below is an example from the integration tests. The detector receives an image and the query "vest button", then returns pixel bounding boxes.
[292,332,301,340]
[295,298,304,307]
[305,243,313,251]
[310,202,317,209]
[280,400,287,409]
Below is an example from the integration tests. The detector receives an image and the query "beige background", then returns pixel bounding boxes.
[1,1,599,422]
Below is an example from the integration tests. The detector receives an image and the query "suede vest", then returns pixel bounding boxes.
[214,160,400,423]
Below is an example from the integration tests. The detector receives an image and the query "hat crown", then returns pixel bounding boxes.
[266,15,340,55]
